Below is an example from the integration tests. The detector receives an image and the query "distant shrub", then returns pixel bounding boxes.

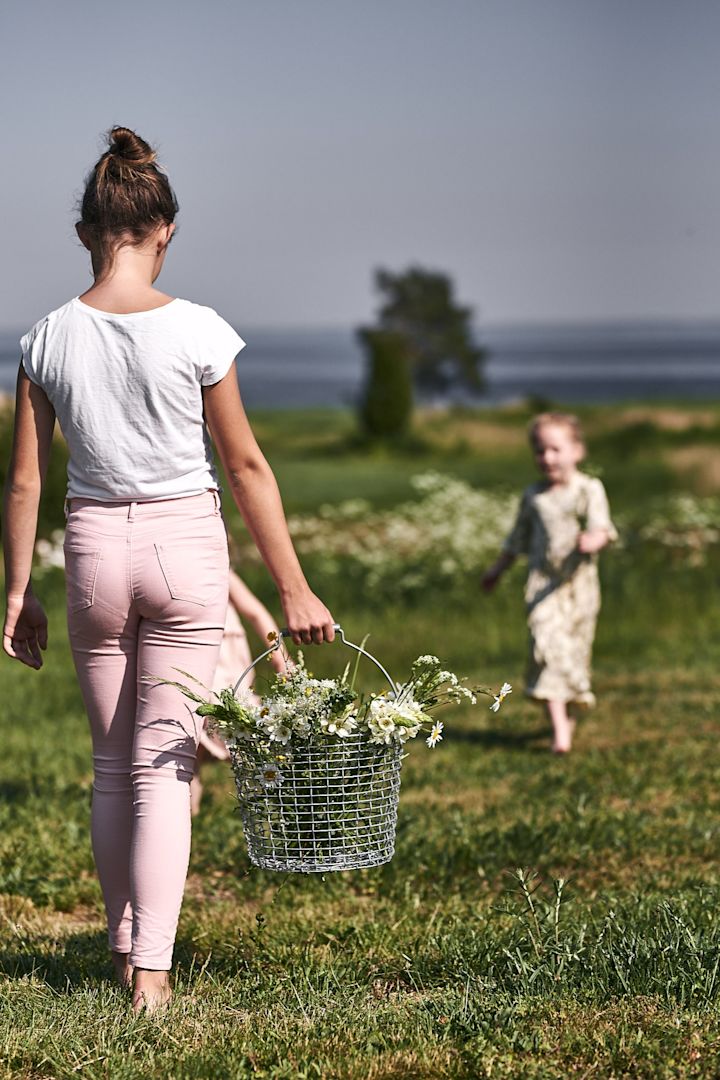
[357,329,413,439]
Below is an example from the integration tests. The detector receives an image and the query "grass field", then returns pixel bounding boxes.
[2,402,720,1078]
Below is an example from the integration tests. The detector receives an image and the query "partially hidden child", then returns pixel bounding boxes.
[190,567,291,815]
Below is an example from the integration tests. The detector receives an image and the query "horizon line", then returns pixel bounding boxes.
[2,314,720,338]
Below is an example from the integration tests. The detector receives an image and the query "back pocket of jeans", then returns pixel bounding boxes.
[154,541,227,606]
[64,545,103,613]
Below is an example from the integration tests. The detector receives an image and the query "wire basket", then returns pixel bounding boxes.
[228,625,403,873]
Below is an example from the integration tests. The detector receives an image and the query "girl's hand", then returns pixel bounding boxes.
[577,529,610,555]
[3,593,48,669]
[281,589,335,647]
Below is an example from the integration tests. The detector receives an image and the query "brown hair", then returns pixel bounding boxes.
[529,412,586,453]
[79,126,178,266]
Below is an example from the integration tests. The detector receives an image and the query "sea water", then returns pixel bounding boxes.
[2,322,720,408]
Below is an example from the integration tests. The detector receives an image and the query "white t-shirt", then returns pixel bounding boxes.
[20,296,246,501]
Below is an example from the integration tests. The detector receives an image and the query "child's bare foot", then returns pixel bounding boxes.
[552,719,577,754]
[111,951,133,989]
[547,702,575,754]
[132,969,172,1014]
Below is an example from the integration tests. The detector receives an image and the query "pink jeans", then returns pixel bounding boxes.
[63,490,229,969]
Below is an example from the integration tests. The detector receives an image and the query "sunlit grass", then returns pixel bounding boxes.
[2,403,720,1077]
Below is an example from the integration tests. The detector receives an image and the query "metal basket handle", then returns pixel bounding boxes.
[232,623,398,697]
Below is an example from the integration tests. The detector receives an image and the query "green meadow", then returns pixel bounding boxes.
[2,402,720,1078]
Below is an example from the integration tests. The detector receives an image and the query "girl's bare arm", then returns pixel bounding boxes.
[228,570,280,640]
[2,366,56,667]
[202,369,334,646]
[481,551,516,591]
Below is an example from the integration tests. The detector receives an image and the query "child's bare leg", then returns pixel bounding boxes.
[190,743,208,817]
[547,699,574,753]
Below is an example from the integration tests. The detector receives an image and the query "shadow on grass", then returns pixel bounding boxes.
[451,726,549,752]
[0,931,114,990]
[0,781,37,803]
[0,932,210,990]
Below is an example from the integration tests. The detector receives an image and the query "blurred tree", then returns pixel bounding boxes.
[371,266,486,393]
[357,329,413,438]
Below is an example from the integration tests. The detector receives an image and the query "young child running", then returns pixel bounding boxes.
[2,127,335,1012]
[190,567,293,816]
[482,413,616,753]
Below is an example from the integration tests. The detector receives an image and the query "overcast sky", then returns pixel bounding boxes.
[2,0,719,332]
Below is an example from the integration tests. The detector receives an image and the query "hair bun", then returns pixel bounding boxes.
[107,126,156,167]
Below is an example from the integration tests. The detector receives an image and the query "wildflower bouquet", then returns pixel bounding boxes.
[158,639,509,872]
[172,650,506,753]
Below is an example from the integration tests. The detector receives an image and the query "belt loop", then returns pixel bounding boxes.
[63,497,70,521]
[128,501,137,521]
[213,489,221,514]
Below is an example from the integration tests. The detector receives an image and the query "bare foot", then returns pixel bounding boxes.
[552,719,576,754]
[132,969,172,1014]
[111,951,133,989]
[547,701,576,754]
[551,725,576,753]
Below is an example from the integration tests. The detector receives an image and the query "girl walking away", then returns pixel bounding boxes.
[482,413,616,754]
[2,127,334,1012]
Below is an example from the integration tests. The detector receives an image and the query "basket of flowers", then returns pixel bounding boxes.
[161,625,510,873]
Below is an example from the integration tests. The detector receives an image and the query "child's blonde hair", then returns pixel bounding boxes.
[528,412,586,456]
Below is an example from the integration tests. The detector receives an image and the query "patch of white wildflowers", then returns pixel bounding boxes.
[634,494,720,565]
[34,486,720,593]
[34,530,66,575]
[239,473,520,597]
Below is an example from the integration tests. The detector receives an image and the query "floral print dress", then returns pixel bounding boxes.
[502,472,616,706]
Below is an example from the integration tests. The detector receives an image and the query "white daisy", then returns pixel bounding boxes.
[490,682,512,712]
[367,700,398,744]
[426,721,444,748]
[268,723,292,744]
[257,764,284,788]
